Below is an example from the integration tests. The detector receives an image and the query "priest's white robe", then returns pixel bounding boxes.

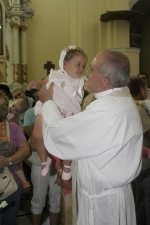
[42,87,143,225]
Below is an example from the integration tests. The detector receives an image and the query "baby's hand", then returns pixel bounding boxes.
[28,81,39,90]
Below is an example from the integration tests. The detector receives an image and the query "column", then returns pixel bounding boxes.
[10,22,20,84]
[20,24,28,84]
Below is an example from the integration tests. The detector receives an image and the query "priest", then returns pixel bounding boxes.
[40,50,143,225]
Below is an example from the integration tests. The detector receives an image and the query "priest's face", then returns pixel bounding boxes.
[87,52,110,93]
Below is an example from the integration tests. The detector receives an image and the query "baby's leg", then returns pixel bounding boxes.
[62,160,72,180]
[15,169,31,193]
[33,114,51,176]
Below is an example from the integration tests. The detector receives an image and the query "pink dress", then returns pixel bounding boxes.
[35,69,85,193]
[35,69,85,116]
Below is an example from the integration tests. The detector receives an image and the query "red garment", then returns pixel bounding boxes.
[50,155,72,194]
[50,154,61,165]
[142,146,150,159]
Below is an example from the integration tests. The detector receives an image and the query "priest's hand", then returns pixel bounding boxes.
[39,82,54,103]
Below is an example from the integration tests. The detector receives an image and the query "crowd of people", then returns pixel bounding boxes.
[0,47,150,225]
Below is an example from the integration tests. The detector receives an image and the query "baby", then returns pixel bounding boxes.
[29,46,90,179]
[0,100,31,193]
[8,98,29,124]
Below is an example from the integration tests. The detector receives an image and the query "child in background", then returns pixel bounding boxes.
[0,102,31,193]
[28,46,90,179]
[8,98,29,124]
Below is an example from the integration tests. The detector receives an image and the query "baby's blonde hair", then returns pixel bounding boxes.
[13,98,29,113]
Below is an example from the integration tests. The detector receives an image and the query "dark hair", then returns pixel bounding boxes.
[64,47,88,62]
[0,84,13,100]
[0,91,9,106]
[0,102,8,121]
[137,72,149,80]
[128,78,146,96]
[25,89,37,99]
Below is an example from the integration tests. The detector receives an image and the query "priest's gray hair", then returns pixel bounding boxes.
[97,50,130,88]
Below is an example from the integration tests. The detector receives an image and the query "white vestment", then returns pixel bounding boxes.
[42,87,143,225]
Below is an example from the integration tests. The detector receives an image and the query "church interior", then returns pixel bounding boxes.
[1,0,150,224]
[1,0,150,89]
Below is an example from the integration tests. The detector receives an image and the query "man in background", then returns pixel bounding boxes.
[128,78,150,225]
[138,72,150,99]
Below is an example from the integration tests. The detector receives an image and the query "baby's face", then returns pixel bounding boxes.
[10,102,23,115]
[63,54,87,79]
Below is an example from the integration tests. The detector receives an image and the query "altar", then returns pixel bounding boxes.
[0,0,34,92]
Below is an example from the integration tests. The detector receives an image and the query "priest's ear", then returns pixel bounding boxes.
[102,77,110,89]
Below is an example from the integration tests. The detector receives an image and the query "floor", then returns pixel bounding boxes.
[15,191,49,225]
[15,191,32,225]
[15,162,49,225]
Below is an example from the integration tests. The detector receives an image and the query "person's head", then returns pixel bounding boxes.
[0,102,8,122]
[0,91,9,106]
[128,78,147,100]
[25,89,39,102]
[87,50,130,93]
[59,46,88,79]
[137,72,149,85]
[0,84,13,100]
[12,88,27,100]
[9,98,29,115]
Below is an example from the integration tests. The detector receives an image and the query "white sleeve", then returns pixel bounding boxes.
[42,99,127,161]
[139,99,150,114]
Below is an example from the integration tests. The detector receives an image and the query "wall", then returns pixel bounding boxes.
[27,0,135,83]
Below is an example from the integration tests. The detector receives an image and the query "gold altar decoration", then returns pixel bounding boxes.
[13,63,20,83]
[10,22,20,29]
[22,64,28,83]
[0,61,6,82]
